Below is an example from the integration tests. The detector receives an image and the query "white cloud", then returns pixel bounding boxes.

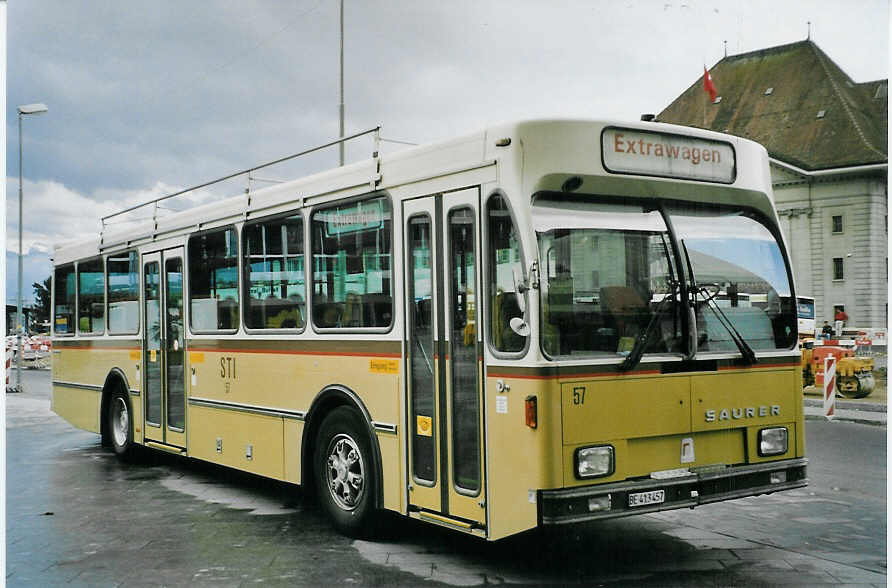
[4,177,213,256]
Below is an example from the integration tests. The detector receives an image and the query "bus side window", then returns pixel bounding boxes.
[243,214,306,330]
[54,264,76,335]
[107,250,139,334]
[77,256,105,335]
[487,194,525,353]
[310,196,392,329]
[189,226,240,332]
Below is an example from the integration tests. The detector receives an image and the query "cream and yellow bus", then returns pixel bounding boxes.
[51,119,806,540]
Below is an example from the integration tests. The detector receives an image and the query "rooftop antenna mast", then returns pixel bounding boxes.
[723,40,727,57]
[807,21,811,40]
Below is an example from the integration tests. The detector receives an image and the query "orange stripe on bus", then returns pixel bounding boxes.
[186,347,401,358]
[488,362,796,380]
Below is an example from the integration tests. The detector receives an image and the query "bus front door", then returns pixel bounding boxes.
[142,248,186,449]
[404,188,486,529]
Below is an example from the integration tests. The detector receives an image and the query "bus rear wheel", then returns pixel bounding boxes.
[314,407,378,537]
[108,388,136,460]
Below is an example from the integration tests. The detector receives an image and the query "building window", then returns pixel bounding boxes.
[831,215,843,234]
[188,226,240,331]
[832,257,844,280]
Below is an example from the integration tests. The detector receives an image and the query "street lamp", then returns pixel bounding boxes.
[16,102,48,393]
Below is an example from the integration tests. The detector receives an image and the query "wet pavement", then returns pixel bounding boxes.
[5,369,887,586]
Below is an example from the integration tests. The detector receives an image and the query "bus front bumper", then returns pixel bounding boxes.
[538,458,807,525]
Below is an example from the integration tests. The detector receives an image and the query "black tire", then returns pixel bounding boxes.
[314,406,378,537]
[108,387,136,460]
[837,374,873,399]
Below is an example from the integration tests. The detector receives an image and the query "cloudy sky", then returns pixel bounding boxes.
[5,0,888,304]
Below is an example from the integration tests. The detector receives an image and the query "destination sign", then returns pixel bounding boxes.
[602,127,736,183]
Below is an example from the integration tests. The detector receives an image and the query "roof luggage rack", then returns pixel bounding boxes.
[100,126,382,241]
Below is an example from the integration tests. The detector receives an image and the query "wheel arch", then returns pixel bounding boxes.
[100,368,133,445]
[301,384,384,509]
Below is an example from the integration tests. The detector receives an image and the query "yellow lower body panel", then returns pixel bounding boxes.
[52,385,101,434]
[187,405,285,480]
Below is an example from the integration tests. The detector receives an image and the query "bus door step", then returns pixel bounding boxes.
[145,441,186,454]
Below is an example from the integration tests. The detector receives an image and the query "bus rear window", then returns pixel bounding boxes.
[797,298,815,319]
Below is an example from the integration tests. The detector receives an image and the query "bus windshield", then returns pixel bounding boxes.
[669,206,797,353]
[534,198,797,359]
[535,199,683,358]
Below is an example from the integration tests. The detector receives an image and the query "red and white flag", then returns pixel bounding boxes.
[703,66,717,102]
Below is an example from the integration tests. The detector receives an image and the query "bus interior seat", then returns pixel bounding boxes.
[343,293,362,327]
[315,302,343,328]
[217,298,238,329]
[600,286,647,337]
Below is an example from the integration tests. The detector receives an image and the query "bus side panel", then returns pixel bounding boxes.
[51,344,141,436]
[187,405,285,479]
[187,345,404,512]
[283,419,303,484]
[485,375,561,541]
[376,431,402,513]
[52,384,101,433]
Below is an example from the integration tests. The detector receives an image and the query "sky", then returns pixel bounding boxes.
[4,0,889,305]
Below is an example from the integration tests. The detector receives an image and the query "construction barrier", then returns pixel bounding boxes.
[823,355,836,419]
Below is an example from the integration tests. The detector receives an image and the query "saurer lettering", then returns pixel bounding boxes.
[705,405,780,422]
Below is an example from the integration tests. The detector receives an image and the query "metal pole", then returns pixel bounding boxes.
[338,0,345,166]
[16,112,24,393]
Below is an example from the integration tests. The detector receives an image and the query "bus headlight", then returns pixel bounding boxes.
[575,445,614,479]
[758,427,788,456]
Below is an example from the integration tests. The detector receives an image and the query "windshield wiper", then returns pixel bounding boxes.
[681,240,757,365]
[619,280,680,371]
[694,285,757,365]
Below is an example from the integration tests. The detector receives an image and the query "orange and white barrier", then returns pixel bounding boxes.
[823,355,836,419]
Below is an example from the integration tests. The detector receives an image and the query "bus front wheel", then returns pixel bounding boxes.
[314,407,378,537]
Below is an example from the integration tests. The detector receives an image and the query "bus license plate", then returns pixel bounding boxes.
[628,490,665,507]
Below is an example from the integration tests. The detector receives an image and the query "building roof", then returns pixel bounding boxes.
[657,40,887,171]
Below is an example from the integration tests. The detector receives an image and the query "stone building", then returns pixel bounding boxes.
[657,40,887,331]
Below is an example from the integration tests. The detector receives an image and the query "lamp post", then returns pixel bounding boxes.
[338,0,344,167]
[16,102,48,393]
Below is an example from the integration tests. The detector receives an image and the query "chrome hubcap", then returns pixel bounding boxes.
[112,397,129,448]
[325,434,364,511]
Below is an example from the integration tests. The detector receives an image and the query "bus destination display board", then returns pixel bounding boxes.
[602,127,736,183]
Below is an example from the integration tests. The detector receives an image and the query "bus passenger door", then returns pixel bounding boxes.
[404,188,486,529]
[142,248,186,449]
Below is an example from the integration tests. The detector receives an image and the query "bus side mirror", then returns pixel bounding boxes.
[512,268,528,315]
[509,317,531,337]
